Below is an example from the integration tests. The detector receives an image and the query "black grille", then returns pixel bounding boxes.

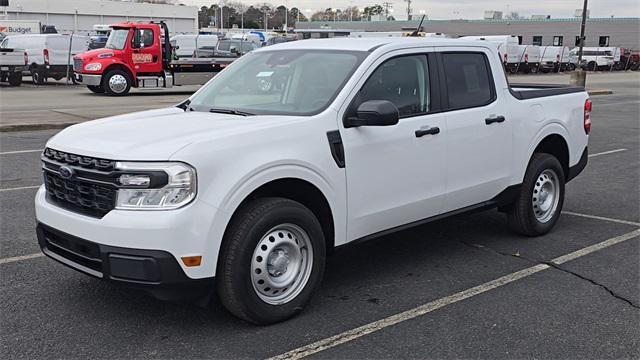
[43,148,116,171]
[44,170,116,218]
[41,226,103,274]
[73,58,83,72]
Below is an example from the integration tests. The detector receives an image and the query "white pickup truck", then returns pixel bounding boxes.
[35,38,590,324]
[0,40,28,86]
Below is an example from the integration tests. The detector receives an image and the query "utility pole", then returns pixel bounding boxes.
[571,0,588,87]
[577,0,588,64]
[382,2,393,20]
[404,0,412,21]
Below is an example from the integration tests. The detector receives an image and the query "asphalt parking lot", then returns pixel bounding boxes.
[0,72,638,359]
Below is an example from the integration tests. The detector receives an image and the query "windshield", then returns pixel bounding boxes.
[105,29,130,50]
[189,49,367,116]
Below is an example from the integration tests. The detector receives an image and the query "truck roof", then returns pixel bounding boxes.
[254,37,495,53]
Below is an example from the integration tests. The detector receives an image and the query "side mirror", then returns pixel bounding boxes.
[344,100,399,128]
[132,29,141,49]
[230,46,239,55]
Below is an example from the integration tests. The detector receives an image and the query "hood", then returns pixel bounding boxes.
[46,107,300,161]
[75,48,121,61]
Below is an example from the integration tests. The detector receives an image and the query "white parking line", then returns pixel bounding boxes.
[268,228,640,360]
[588,148,627,158]
[0,185,40,192]
[0,253,44,265]
[562,211,640,227]
[0,149,43,155]
[0,185,40,193]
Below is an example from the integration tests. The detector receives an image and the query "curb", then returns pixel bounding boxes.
[588,89,613,96]
[0,122,81,133]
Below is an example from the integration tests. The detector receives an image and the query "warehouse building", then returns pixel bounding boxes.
[1,0,198,34]
[297,17,640,50]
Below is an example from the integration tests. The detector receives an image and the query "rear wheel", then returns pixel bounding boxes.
[87,85,105,94]
[506,153,565,236]
[7,72,22,86]
[31,69,47,85]
[217,198,326,324]
[588,61,597,71]
[103,69,131,96]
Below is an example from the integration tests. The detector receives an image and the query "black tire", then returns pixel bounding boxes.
[588,61,597,71]
[506,153,565,236]
[7,72,22,86]
[217,197,326,325]
[102,69,131,96]
[87,85,105,94]
[31,69,47,85]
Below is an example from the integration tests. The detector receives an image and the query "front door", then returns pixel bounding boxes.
[130,27,162,74]
[340,51,447,241]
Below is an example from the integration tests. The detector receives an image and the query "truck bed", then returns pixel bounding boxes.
[509,83,586,100]
[0,48,26,66]
[169,57,236,73]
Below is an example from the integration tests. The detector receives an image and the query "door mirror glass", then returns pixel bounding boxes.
[345,100,399,128]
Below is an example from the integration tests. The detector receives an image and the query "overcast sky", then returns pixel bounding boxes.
[179,0,640,19]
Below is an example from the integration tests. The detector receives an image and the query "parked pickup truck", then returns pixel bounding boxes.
[35,38,590,324]
[0,41,28,86]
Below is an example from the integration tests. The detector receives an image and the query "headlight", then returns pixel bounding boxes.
[84,62,102,71]
[114,162,196,210]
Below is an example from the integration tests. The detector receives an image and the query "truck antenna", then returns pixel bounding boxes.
[409,15,426,37]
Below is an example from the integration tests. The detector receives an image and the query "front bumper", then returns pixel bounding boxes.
[37,223,213,300]
[35,186,219,281]
[74,72,102,86]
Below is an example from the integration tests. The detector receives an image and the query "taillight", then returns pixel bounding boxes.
[503,53,508,62]
[24,51,28,65]
[524,53,529,63]
[43,49,49,65]
[556,54,560,63]
[584,99,592,135]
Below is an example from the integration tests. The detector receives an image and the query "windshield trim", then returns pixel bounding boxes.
[189,49,370,117]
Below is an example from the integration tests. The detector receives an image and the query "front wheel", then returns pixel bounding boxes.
[506,153,565,236]
[217,198,326,324]
[103,69,131,96]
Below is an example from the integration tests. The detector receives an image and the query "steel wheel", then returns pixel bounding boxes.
[108,74,128,94]
[532,169,561,223]
[251,223,313,305]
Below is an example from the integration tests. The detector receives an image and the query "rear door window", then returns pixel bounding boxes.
[442,52,495,110]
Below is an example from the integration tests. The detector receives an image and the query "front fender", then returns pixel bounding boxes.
[201,162,345,278]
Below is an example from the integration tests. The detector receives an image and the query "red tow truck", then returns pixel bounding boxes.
[73,22,236,95]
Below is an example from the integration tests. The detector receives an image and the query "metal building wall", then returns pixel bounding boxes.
[297,18,640,49]
[3,0,198,34]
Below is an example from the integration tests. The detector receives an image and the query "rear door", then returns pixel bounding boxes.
[436,48,513,212]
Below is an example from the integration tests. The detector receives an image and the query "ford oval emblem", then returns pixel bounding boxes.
[59,166,74,179]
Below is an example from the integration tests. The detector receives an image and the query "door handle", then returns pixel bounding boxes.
[485,116,506,125]
[415,126,440,137]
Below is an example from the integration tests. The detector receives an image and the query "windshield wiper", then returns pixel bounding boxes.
[209,108,254,116]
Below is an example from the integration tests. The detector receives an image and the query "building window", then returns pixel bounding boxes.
[532,36,543,46]
[553,36,564,46]
[575,36,584,46]
[599,36,610,47]
[517,35,523,45]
